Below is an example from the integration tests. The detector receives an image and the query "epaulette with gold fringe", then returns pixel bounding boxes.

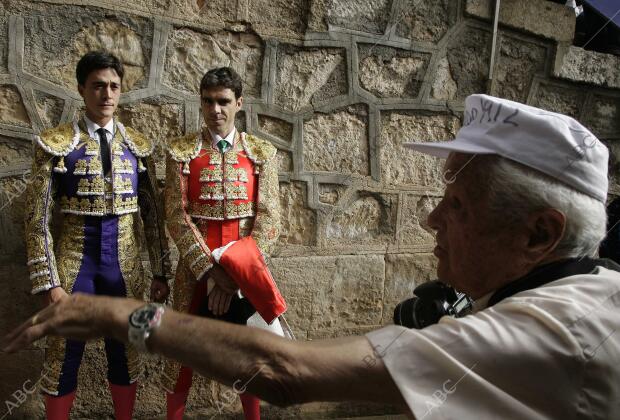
[166,133,202,175]
[241,133,277,165]
[36,123,79,157]
[35,121,82,173]
[119,124,155,158]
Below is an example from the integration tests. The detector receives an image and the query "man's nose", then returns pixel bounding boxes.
[103,85,112,98]
[426,203,441,231]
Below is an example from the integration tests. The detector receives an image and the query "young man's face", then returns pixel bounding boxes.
[201,87,242,136]
[78,68,121,126]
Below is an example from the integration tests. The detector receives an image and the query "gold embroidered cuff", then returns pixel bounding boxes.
[188,253,213,281]
[31,275,54,294]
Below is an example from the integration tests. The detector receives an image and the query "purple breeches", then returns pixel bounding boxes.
[55,215,132,396]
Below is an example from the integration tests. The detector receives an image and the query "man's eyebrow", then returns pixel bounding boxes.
[92,80,119,85]
[201,97,232,102]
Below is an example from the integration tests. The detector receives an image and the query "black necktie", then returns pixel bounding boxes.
[97,128,111,176]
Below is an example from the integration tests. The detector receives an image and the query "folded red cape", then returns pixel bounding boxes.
[218,236,287,324]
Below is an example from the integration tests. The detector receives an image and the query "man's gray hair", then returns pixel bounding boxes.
[485,156,607,258]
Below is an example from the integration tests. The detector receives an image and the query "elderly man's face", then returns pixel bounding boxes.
[427,153,525,299]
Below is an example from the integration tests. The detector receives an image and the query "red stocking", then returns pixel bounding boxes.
[109,382,137,420]
[45,391,76,420]
[167,366,193,420]
[240,393,260,420]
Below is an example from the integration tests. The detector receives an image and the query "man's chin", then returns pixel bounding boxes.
[436,265,453,286]
[99,105,116,113]
[206,121,226,131]
[88,109,115,119]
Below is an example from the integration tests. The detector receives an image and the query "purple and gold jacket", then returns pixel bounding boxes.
[24,118,171,295]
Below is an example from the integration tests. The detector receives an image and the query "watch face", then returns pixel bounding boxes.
[130,306,156,328]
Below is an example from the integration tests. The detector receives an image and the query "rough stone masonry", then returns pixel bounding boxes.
[0,0,618,418]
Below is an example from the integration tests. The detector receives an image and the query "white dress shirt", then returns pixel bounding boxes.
[366,265,620,419]
[208,127,236,152]
[84,116,114,144]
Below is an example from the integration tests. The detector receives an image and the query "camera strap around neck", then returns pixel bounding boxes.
[487,257,620,307]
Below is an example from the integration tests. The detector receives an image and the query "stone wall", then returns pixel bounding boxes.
[0,0,618,418]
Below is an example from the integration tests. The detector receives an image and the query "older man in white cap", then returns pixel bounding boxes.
[5,95,620,419]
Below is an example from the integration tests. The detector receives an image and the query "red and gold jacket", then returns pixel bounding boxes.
[164,129,281,314]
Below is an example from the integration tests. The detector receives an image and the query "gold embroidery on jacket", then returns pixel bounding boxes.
[199,183,224,201]
[164,155,213,285]
[60,195,125,216]
[166,133,202,163]
[116,213,145,380]
[88,158,102,175]
[111,142,124,156]
[199,166,223,182]
[56,214,85,293]
[40,336,66,395]
[85,141,99,156]
[73,159,88,175]
[113,156,134,174]
[238,217,254,237]
[225,150,239,164]
[117,214,145,300]
[113,176,134,195]
[24,146,60,292]
[125,343,142,383]
[208,151,222,165]
[251,159,281,255]
[224,183,248,200]
[76,177,105,196]
[113,196,139,213]
[189,201,255,220]
[224,165,248,182]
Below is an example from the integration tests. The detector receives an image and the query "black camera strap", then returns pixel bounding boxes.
[487,257,620,307]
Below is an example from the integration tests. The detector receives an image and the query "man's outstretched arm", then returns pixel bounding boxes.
[3,294,407,410]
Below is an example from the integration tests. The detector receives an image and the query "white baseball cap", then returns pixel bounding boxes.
[404,94,609,202]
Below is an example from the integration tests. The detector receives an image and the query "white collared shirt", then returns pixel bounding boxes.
[470,291,493,314]
[366,265,620,419]
[84,116,114,145]
[208,127,236,152]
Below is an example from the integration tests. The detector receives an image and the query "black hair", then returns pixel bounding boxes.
[75,51,124,86]
[199,67,243,98]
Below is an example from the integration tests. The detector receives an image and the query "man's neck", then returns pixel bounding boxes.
[208,127,236,142]
[85,112,112,128]
[470,259,556,311]
[209,125,235,139]
[473,255,566,300]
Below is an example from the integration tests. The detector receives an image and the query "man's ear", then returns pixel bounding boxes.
[524,208,566,263]
[237,95,243,109]
[77,84,84,98]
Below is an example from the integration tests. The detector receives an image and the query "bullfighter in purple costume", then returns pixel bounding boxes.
[23,51,171,420]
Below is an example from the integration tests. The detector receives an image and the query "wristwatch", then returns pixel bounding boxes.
[128,303,165,352]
